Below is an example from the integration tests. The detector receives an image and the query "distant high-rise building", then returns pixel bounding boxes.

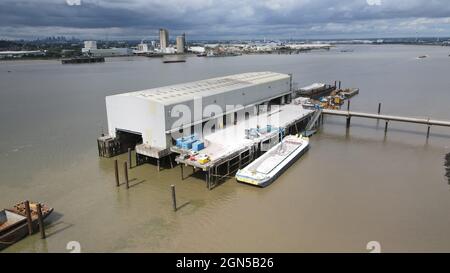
[84,41,97,50]
[176,33,186,54]
[82,40,97,54]
[159,29,169,49]
[82,40,131,57]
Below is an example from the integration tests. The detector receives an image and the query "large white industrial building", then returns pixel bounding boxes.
[159,28,169,49]
[176,34,186,53]
[82,40,132,57]
[104,72,293,158]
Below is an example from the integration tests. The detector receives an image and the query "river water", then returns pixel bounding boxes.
[1,45,450,252]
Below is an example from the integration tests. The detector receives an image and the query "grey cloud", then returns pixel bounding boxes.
[1,0,450,39]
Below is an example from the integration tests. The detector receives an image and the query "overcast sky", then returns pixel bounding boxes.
[1,0,450,40]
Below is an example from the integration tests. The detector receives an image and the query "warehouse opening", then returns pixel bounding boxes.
[116,129,143,151]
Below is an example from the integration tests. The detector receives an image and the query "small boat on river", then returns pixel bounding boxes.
[0,201,53,251]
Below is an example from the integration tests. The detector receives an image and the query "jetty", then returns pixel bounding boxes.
[97,67,450,192]
[322,108,450,137]
[98,72,325,189]
[323,109,450,127]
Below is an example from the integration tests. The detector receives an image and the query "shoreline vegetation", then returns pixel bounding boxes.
[1,37,449,61]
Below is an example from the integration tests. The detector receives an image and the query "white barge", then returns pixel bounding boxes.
[235,135,310,187]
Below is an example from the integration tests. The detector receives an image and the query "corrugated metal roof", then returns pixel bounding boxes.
[115,72,290,105]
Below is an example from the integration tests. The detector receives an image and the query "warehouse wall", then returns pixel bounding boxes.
[106,95,167,148]
[163,77,290,131]
[105,74,291,150]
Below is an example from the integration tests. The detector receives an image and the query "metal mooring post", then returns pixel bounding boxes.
[124,162,129,189]
[171,185,177,212]
[346,116,351,129]
[114,160,119,187]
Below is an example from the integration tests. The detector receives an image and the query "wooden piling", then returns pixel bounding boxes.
[128,148,132,169]
[36,203,45,239]
[169,154,174,168]
[97,140,101,156]
[171,185,177,211]
[114,160,119,187]
[124,162,129,189]
[181,163,184,180]
[384,121,389,134]
[24,200,33,235]
[206,169,211,190]
[378,103,381,115]
[347,100,351,111]
[427,126,431,138]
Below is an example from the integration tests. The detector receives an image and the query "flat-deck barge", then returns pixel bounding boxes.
[61,56,105,64]
[235,135,309,187]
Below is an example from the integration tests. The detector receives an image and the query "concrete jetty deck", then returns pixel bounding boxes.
[173,104,315,189]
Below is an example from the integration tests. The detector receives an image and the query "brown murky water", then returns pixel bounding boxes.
[1,45,450,252]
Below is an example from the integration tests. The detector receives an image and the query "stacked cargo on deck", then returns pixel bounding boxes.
[175,134,205,152]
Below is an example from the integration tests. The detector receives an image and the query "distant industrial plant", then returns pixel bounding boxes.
[3,34,450,60]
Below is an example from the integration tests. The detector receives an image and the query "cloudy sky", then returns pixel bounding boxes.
[1,0,450,40]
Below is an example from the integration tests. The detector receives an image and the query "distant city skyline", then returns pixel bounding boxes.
[1,0,450,40]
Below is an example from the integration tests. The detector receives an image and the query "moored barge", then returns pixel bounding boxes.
[235,135,310,187]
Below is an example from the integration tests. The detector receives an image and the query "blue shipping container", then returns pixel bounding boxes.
[192,141,205,151]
